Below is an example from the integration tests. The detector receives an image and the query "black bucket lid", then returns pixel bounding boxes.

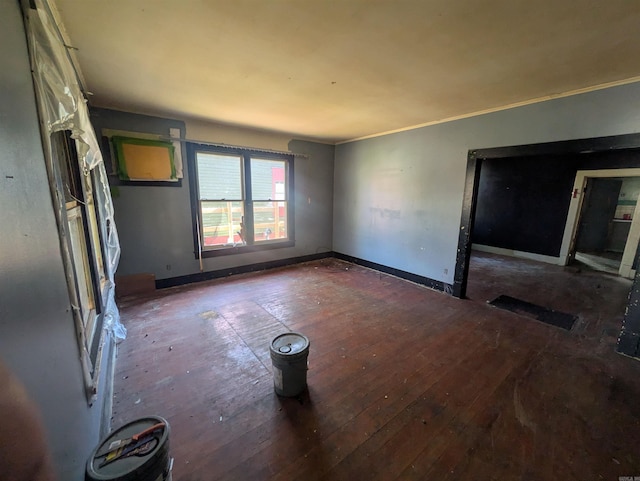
[270,332,309,356]
[86,415,170,481]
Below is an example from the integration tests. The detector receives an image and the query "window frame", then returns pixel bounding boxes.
[49,130,108,377]
[187,143,295,258]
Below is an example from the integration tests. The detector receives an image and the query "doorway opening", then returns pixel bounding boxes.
[574,177,624,274]
[453,133,640,359]
[559,170,640,279]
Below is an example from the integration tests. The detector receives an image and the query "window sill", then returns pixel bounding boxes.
[196,240,295,258]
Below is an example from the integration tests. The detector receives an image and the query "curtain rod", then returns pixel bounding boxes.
[158,135,309,158]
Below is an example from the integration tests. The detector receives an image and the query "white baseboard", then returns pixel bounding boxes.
[472,244,564,266]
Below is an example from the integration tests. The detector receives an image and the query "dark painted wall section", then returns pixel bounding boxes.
[574,178,621,252]
[474,155,578,256]
[90,108,335,280]
[1,3,109,479]
[579,149,640,170]
[474,149,640,257]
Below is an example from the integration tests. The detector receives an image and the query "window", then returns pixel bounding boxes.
[50,131,107,370]
[188,144,294,256]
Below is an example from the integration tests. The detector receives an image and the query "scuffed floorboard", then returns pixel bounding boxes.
[112,255,640,480]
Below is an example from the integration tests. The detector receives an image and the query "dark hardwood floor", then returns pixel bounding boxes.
[112,253,640,480]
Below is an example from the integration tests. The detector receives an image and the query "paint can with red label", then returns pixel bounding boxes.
[86,416,172,481]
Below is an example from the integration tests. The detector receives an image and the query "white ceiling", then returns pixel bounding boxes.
[52,0,640,143]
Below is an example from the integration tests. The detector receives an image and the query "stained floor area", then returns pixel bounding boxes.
[466,250,633,349]
[112,254,640,480]
[574,250,624,275]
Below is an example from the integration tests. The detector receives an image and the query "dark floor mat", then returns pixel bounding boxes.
[488,295,577,330]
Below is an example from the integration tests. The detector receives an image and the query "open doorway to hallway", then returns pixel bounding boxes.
[454,133,640,359]
[564,174,640,278]
[464,159,637,343]
[574,177,624,274]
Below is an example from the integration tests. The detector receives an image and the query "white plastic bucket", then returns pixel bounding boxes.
[270,332,310,397]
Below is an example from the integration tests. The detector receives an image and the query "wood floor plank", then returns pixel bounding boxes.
[111,256,640,481]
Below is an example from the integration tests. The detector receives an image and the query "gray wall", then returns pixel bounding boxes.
[90,108,335,280]
[289,139,335,256]
[1,2,109,480]
[334,83,640,285]
[90,108,191,279]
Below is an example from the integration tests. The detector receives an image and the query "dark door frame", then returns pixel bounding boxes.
[452,132,640,358]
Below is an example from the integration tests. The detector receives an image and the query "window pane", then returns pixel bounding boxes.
[253,201,287,242]
[197,153,242,200]
[250,158,286,200]
[66,207,96,325]
[201,201,245,247]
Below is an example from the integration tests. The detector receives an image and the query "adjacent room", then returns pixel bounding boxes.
[2,0,640,480]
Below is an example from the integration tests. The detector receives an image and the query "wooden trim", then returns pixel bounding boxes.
[332,252,449,293]
[197,240,296,259]
[472,133,640,160]
[156,251,450,294]
[453,152,480,298]
[338,78,640,145]
[155,252,332,289]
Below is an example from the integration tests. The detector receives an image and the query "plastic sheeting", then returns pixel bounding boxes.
[104,288,127,343]
[26,0,125,375]
[28,1,102,170]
